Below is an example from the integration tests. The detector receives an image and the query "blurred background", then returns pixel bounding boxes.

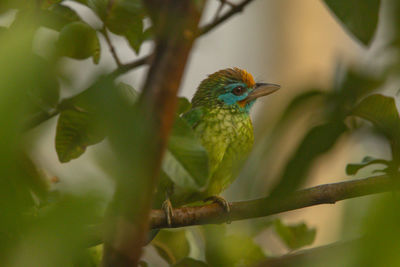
[1,0,398,266]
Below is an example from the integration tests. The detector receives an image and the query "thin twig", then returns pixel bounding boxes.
[114,0,256,76]
[213,0,237,22]
[23,109,60,131]
[199,0,255,36]
[101,27,123,67]
[149,175,399,229]
[110,54,152,77]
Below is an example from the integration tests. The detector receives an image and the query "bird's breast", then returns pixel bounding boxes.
[194,109,254,193]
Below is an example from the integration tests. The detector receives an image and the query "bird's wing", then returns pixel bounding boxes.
[182,107,205,129]
[183,106,228,176]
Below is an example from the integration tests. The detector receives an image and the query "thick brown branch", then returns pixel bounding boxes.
[149,175,400,229]
[102,2,205,266]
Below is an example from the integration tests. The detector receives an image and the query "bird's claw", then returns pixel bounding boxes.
[162,198,174,227]
[204,195,231,224]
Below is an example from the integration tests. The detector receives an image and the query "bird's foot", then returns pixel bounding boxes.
[162,198,174,227]
[204,195,231,224]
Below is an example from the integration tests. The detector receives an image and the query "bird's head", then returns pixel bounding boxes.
[192,67,279,113]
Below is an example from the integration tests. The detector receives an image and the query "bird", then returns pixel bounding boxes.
[153,67,280,226]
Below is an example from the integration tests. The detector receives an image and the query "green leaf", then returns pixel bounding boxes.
[204,225,266,267]
[274,219,316,250]
[346,156,391,175]
[352,94,400,162]
[152,229,190,264]
[279,89,325,123]
[271,122,347,196]
[18,152,49,201]
[40,3,82,31]
[323,0,380,46]
[177,97,191,115]
[327,66,382,121]
[90,0,146,53]
[55,82,136,163]
[352,94,400,140]
[172,258,209,267]
[26,54,60,113]
[55,109,105,163]
[57,22,100,64]
[162,116,209,189]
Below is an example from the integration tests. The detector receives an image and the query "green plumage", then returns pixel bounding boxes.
[154,68,260,208]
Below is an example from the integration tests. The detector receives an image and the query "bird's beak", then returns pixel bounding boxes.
[245,83,280,103]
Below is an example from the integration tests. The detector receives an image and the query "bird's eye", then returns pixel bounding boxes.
[232,86,245,96]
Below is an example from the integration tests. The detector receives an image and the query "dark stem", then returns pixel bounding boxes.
[101,27,123,68]
[199,0,255,36]
[23,109,59,131]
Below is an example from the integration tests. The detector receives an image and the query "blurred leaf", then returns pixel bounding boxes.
[351,94,400,161]
[247,219,274,238]
[90,0,146,53]
[57,22,100,64]
[55,82,136,163]
[40,0,63,9]
[279,89,325,123]
[56,83,137,162]
[55,109,105,163]
[172,258,209,267]
[18,152,50,201]
[353,195,400,266]
[25,54,60,113]
[138,261,149,267]
[73,245,102,267]
[323,0,380,45]
[352,94,400,140]
[274,219,316,250]
[163,116,209,189]
[204,225,266,267]
[152,229,190,264]
[177,97,191,115]
[10,194,101,267]
[40,3,82,31]
[271,122,347,196]
[328,66,382,120]
[346,156,391,175]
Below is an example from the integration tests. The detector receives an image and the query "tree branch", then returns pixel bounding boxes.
[23,109,59,131]
[149,175,400,229]
[199,0,255,36]
[102,1,205,266]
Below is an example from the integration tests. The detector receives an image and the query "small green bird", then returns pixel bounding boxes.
[155,67,279,225]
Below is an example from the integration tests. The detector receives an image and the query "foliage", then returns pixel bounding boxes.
[274,219,316,250]
[1,0,400,266]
